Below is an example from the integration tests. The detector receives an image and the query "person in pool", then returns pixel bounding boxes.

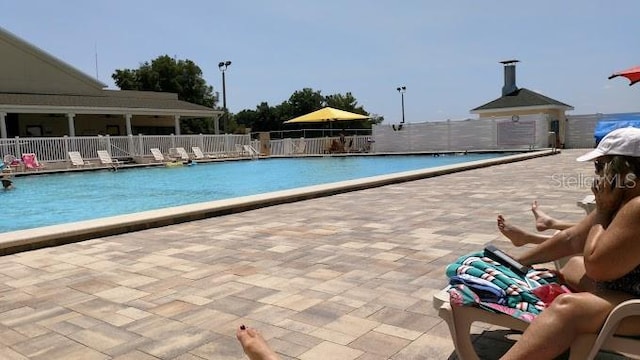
[1,172,13,190]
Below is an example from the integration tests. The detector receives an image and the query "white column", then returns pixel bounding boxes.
[214,114,220,135]
[174,115,181,135]
[125,114,132,135]
[0,112,7,139]
[67,113,76,137]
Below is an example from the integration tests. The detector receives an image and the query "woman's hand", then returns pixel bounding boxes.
[592,175,625,218]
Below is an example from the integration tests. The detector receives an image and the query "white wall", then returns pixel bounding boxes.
[372,114,551,152]
[564,114,601,148]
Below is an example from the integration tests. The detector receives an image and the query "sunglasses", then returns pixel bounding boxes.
[594,159,610,173]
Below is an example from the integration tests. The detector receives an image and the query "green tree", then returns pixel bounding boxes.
[112,55,217,134]
[254,102,279,132]
[234,102,281,132]
[234,87,382,134]
[324,92,374,129]
[277,89,379,131]
[368,114,385,125]
[287,88,325,118]
[325,92,365,114]
[234,109,258,130]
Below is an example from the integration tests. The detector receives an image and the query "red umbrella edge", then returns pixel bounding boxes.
[608,66,640,86]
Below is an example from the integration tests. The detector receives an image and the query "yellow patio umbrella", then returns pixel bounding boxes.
[283,107,369,124]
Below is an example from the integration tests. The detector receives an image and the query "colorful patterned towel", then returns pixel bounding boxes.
[445,251,560,322]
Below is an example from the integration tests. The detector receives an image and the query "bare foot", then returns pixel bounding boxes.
[236,325,280,360]
[497,214,549,247]
[531,200,555,232]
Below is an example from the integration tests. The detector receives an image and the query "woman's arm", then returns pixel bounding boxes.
[583,196,640,281]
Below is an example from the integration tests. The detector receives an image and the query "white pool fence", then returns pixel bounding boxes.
[0,112,633,166]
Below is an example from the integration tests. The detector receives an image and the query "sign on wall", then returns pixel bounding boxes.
[497,120,536,146]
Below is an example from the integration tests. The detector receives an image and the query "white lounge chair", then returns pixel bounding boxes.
[293,138,306,155]
[433,289,640,359]
[192,146,210,159]
[150,148,168,162]
[234,144,245,157]
[175,147,190,160]
[68,151,90,167]
[3,154,22,172]
[97,150,120,169]
[435,196,640,359]
[242,145,260,158]
[192,146,223,160]
[577,194,596,214]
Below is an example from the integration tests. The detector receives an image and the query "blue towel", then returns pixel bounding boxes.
[449,274,506,305]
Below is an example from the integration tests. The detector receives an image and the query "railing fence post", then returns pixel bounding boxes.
[128,135,135,159]
[105,135,112,156]
[63,135,70,157]
[137,134,143,158]
[14,136,21,158]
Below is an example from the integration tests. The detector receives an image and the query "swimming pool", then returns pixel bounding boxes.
[2,153,511,232]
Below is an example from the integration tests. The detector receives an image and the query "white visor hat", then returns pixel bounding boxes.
[576,127,640,162]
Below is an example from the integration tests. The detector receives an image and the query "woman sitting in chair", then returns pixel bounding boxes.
[501,127,640,359]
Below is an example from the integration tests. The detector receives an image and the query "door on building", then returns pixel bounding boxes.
[6,113,19,137]
[550,119,560,148]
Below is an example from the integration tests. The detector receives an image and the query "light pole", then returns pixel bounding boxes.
[218,60,232,132]
[396,86,406,124]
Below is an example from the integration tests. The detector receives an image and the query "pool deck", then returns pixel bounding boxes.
[0,149,622,359]
[0,151,551,255]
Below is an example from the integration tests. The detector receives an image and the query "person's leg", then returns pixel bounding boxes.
[497,214,550,247]
[500,290,636,360]
[236,325,280,360]
[531,200,576,232]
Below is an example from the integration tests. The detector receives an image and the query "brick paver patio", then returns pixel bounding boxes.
[0,150,621,359]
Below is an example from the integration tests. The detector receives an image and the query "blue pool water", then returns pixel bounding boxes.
[2,153,509,232]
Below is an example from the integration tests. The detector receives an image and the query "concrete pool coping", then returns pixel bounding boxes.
[0,149,557,255]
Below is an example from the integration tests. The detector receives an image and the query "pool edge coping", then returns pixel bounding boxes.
[0,149,557,255]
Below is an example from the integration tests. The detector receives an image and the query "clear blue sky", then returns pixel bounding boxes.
[2,0,640,123]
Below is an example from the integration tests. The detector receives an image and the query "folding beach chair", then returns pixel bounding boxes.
[192,146,210,160]
[21,153,43,170]
[242,145,259,158]
[150,148,171,162]
[151,148,182,167]
[97,150,120,169]
[293,138,306,155]
[192,146,226,159]
[3,154,21,172]
[175,147,190,161]
[68,151,91,167]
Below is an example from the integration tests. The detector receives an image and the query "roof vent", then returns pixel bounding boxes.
[500,59,519,96]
